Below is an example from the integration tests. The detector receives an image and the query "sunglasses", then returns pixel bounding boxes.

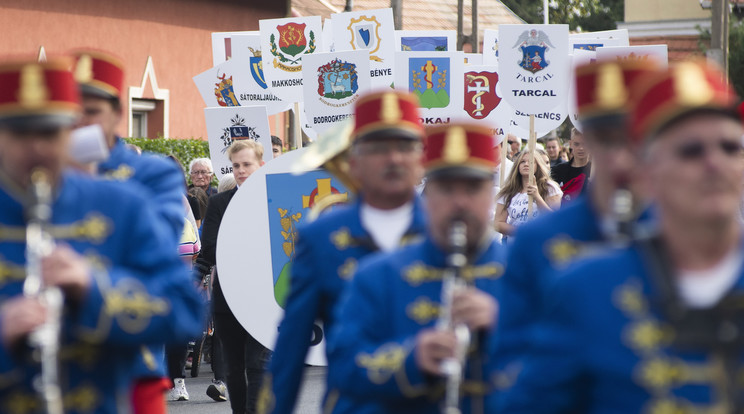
[674,139,743,161]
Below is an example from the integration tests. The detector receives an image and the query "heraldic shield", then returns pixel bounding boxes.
[348,16,382,56]
[277,22,307,57]
[317,59,359,100]
[266,172,349,308]
[409,57,450,109]
[215,73,240,107]
[250,56,269,89]
[520,45,548,73]
[464,71,501,119]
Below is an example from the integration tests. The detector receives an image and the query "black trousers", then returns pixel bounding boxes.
[214,310,272,414]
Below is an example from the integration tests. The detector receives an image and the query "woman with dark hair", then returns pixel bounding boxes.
[495,149,562,239]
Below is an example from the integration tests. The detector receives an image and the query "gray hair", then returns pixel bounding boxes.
[189,157,213,173]
[218,173,237,193]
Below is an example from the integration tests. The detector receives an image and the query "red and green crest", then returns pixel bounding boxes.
[277,23,307,57]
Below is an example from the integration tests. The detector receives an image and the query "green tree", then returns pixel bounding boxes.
[501,0,623,32]
[698,17,744,98]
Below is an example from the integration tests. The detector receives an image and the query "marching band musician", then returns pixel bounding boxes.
[71,50,192,413]
[494,59,660,386]
[260,90,429,414]
[326,123,504,414]
[499,61,744,412]
[0,58,202,413]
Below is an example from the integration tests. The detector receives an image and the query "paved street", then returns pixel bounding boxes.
[167,364,326,414]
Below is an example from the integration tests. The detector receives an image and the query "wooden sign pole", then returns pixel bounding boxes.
[527,114,537,217]
[499,134,507,188]
[294,102,303,149]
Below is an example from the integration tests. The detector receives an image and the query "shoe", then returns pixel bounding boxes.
[173,378,189,401]
[206,379,227,402]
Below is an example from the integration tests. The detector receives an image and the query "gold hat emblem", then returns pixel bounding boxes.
[380,92,402,123]
[442,127,469,163]
[596,63,627,110]
[18,64,49,108]
[674,62,714,106]
[74,54,94,83]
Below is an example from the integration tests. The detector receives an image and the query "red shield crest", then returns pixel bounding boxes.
[277,23,307,57]
[464,71,501,119]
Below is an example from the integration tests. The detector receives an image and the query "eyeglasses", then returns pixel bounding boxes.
[190,170,212,176]
[674,139,743,161]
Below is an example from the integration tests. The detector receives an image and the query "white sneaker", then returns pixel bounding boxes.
[173,378,189,401]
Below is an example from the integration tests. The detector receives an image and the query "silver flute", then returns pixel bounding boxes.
[23,169,64,414]
[437,221,470,414]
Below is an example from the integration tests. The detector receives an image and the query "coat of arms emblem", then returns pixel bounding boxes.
[220,114,259,152]
[347,16,383,62]
[214,73,240,107]
[248,47,268,89]
[269,22,316,72]
[512,29,555,74]
[409,57,449,109]
[464,71,500,119]
[316,59,359,105]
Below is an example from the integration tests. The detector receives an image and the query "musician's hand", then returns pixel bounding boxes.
[452,288,497,332]
[42,244,92,303]
[415,329,456,376]
[1,297,46,348]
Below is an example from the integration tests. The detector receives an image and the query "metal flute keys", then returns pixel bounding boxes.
[23,169,64,414]
[437,221,470,414]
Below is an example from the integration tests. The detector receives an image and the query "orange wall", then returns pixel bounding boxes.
[0,0,287,139]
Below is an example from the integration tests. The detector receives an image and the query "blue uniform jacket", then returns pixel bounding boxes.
[98,138,188,379]
[0,171,203,413]
[261,197,427,414]
[496,196,605,376]
[326,236,505,414]
[498,242,744,413]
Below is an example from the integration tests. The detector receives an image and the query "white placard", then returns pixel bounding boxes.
[395,30,456,52]
[332,8,396,88]
[394,51,465,126]
[302,50,371,135]
[510,100,568,138]
[463,64,510,132]
[322,18,335,52]
[464,53,483,66]
[211,31,255,66]
[498,24,570,114]
[217,148,353,366]
[204,106,273,179]
[298,102,318,141]
[193,59,290,115]
[482,29,499,66]
[569,30,629,52]
[566,49,596,132]
[596,45,669,69]
[260,16,324,103]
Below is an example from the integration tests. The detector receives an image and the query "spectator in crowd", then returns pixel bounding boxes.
[495,149,562,239]
[218,172,237,193]
[545,136,563,168]
[551,128,591,203]
[271,135,284,158]
[507,134,522,160]
[558,146,570,163]
[188,186,209,229]
[195,140,268,413]
[190,157,218,197]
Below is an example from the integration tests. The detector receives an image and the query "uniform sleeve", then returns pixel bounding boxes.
[261,229,323,414]
[492,231,545,383]
[138,155,186,245]
[496,271,586,413]
[70,192,204,347]
[326,260,432,402]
